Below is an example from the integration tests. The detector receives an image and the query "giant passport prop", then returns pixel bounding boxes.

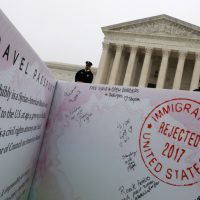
[0,10,56,200]
[0,9,199,200]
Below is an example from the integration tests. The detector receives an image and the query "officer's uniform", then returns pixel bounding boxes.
[75,61,93,83]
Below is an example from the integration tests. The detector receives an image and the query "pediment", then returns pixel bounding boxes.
[102,15,200,39]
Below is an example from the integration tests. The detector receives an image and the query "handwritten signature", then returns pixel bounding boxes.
[64,86,81,103]
[66,106,93,127]
[65,86,77,96]
[122,151,137,172]
[117,119,132,147]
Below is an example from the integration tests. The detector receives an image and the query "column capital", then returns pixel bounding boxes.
[130,45,138,50]
[116,44,124,51]
[102,42,110,50]
[145,47,153,55]
[130,45,138,53]
[178,50,187,58]
[162,49,171,56]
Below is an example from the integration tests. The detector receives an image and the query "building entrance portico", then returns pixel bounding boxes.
[95,15,200,91]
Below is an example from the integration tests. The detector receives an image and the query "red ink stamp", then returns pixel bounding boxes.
[139,98,200,186]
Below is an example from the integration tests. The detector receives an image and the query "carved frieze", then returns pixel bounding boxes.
[113,19,200,38]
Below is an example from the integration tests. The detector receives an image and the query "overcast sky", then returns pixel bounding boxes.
[1,0,200,67]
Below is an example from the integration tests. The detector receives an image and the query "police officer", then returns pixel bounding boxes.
[75,61,93,83]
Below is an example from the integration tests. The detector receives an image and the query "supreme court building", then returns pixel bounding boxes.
[94,15,200,91]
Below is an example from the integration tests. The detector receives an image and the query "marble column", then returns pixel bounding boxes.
[190,53,200,90]
[109,44,123,85]
[138,47,153,87]
[95,42,110,84]
[123,46,138,86]
[156,49,170,89]
[173,51,187,90]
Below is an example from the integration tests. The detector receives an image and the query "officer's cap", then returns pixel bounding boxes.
[86,61,92,66]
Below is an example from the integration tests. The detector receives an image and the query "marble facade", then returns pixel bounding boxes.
[95,15,200,90]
